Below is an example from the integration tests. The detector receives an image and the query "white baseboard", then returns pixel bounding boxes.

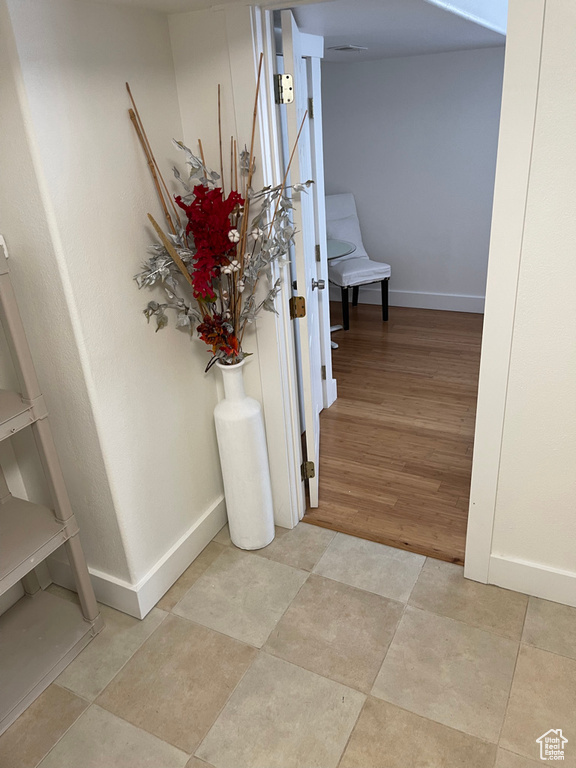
[489,554,576,608]
[329,285,485,313]
[323,377,337,409]
[390,289,485,313]
[48,495,227,619]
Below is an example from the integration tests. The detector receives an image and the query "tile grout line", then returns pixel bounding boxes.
[26,606,172,768]
[163,543,315,761]
[494,595,530,749]
[88,613,264,757]
[336,693,504,768]
[47,612,183,762]
[157,540,229,612]
[404,600,528,644]
[168,545,230,615]
[522,639,576,663]
[335,695,369,768]
[29,690,92,768]
[77,702,189,761]
[368,599,522,749]
[92,608,171,696]
[192,647,367,764]
[191,648,260,761]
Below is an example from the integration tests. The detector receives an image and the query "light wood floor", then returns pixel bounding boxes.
[304,304,484,565]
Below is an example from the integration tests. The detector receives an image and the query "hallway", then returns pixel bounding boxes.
[305,304,483,564]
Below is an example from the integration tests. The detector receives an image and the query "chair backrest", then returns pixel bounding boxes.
[326,193,358,222]
[325,193,368,259]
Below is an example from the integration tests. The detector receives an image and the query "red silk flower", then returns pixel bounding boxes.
[176,187,244,300]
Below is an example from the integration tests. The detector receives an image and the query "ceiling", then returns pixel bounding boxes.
[82,0,224,12]
[294,0,506,62]
[79,0,505,60]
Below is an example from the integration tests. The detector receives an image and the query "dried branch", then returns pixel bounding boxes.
[230,135,234,193]
[130,109,176,235]
[198,139,207,171]
[218,84,225,198]
[126,83,179,226]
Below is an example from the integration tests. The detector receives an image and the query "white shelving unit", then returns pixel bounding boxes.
[0,251,103,735]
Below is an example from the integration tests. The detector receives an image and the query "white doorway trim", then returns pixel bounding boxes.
[248,5,333,527]
[245,6,305,529]
[464,0,545,583]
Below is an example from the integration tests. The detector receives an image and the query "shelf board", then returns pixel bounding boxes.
[0,389,34,441]
[0,590,100,734]
[0,496,70,597]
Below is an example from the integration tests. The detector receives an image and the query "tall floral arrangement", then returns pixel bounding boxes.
[128,58,309,370]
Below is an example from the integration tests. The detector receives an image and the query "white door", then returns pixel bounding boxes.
[279,10,324,506]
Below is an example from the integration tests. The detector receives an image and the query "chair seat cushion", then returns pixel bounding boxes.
[329,257,391,288]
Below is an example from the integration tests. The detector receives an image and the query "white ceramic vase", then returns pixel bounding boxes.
[214,359,275,550]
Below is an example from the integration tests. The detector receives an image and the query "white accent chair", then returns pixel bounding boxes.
[326,193,391,330]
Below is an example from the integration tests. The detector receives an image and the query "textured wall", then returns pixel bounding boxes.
[1,0,223,584]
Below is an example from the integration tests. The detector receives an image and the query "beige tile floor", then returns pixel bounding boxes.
[2,523,576,768]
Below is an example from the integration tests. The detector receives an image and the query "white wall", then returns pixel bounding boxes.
[467,0,576,606]
[0,0,226,616]
[322,47,505,313]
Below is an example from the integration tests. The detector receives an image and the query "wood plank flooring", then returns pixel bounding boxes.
[304,304,483,565]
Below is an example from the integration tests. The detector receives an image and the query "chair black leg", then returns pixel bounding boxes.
[381,279,389,322]
[352,286,359,307]
[341,287,350,331]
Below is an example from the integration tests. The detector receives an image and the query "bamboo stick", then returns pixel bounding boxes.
[232,54,264,333]
[230,136,234,193]
[234,139,238,193]
[148,214,194,287]
[198,139,207,172]
[130,110,176,235]
[267,109,308,239]
[126,83,179,225]
[246,53,264,195]
[237,53,264,266]
[218,84,225,198]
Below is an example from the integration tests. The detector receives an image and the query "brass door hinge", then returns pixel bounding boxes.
[274,73,294,104]
[308,97,314,119]
[321,365,327,380]
[301,460,315,480]
[315,244,321,262]
[289,296,306,319]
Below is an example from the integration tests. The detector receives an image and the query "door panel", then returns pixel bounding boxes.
[279,10,323,506]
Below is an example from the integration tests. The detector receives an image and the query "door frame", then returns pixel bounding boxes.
[251,0,543,584]
[245,6,305,529]
[464,0,545,583]
[249,6,332,526]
